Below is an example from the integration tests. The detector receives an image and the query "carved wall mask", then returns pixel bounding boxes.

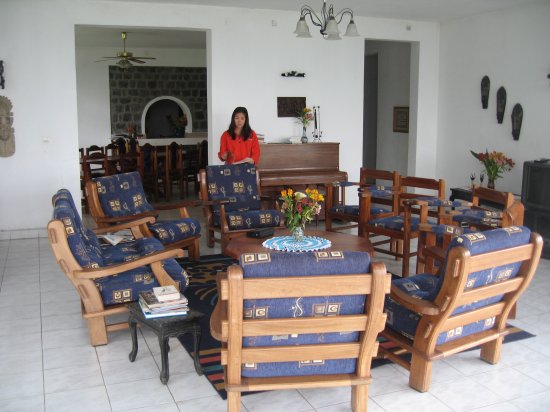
[0,96,15,157]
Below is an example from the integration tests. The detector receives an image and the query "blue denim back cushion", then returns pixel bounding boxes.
[52,190,104,267]
[238,251,372,378]
[93,172,154,217]
[206,164,261,213]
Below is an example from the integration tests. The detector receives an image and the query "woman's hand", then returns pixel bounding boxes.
[232,157,254,165]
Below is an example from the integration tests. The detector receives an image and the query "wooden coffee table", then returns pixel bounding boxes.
[225,228,373,259]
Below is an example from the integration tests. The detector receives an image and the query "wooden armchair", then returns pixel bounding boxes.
[442,186,523,230]
[379,226,542,392]
[198,164,284,254]
[85,171,201,260]
[48,189,190,346]
[210,251,391,412]
[325,168,400,236]
[363,176,445,277]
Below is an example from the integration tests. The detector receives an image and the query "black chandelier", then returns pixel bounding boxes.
[294,0,359,40]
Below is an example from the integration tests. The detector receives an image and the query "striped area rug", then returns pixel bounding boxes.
[177,254,535,400]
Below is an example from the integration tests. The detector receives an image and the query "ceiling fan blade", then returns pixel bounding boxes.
[95,58,118,62]
[132,56,156,60]
[129,58,146,64]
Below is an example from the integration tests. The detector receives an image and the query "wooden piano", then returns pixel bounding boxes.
[257,142,347,210]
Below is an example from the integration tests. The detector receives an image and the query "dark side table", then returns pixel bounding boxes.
[127,302,204,384]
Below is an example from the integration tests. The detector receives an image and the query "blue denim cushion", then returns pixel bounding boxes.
[93,172,155,217]
[238,251,372,378]
[206,164,262,213]
[385,226,531,345]
[148,219,201,244]
[95,255,189,306]
[368,215,420,232]
[52,192,104,268]
[331,205,389,216]
[212,210,282,230]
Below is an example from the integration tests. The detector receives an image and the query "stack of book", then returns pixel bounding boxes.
[138,285,189,319]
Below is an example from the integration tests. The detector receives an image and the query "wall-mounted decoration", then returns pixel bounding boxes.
[281,71,305,77]
[0,96,15,157]
[0,60,4,89]
[481,75,490,109]
[511,103,523,141]
[496,86,506,124]
[393,106,409,133]
[277,96,306,118]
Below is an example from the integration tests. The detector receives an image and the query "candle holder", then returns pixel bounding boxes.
[312,105,322,142]
[470,173,476,189]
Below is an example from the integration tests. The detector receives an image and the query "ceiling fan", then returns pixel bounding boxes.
[96,31,156,69]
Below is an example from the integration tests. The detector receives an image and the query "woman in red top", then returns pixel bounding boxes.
[218,107,260,165]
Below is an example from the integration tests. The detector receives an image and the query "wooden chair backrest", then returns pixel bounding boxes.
[219,258,391,396]
[472,186,515,209]
[85,145,104,155]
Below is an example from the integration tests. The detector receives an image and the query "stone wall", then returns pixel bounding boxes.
[109,66,207,134]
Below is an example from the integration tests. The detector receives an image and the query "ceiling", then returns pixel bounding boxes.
[78,0,540,49]
[106,0,541,23]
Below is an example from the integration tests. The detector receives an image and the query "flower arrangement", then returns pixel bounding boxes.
[280,188,324,234]
[296,107,314,127]
[167,114,188,129]
[470,149,515,187]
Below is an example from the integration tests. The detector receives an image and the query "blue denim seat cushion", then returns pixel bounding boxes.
[148,219,201,244]
[385,226,531,345]
[452,208,502,228]
[331,205,390,216]
[52,189,189,307]
[238,251,372,378]
[93,172,201,240]
[368,215,421,232]
[97,248,189,306]
[206,164,282,230]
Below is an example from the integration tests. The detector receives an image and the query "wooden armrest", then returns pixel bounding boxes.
[93,212,158,224]
[210,271,228,342]
[202,198,230,206]
[390,285,441,315]
[153,199,202,210]
[74,248,184,280]
[92,217,156,234]
[422,246,445,264]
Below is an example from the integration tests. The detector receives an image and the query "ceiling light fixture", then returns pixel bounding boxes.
[294,0,359,40]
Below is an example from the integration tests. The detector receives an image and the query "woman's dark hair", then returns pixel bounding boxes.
[227,106,252,140]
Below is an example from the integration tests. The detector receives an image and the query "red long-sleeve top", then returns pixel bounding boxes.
[218,130,261,165]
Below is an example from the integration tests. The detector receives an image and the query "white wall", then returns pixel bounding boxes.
[76,44,206,148]
[0,0,439,236]
[437,0,550,195]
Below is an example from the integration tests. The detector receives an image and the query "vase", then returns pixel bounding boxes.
[487,177,496,189]
[291,226,304,242]
[301,126,308,144]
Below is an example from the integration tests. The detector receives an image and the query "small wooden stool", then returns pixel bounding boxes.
[127,302,204,384]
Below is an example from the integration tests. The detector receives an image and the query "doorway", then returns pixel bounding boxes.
[363,40,412,176]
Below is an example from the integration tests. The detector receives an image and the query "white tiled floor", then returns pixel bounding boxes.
[2,207,550,411]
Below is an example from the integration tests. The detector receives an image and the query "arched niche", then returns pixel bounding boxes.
[141,96,193,138]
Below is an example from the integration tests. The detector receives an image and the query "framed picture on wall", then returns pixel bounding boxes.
[393,106,409,133]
